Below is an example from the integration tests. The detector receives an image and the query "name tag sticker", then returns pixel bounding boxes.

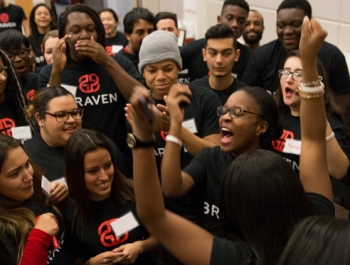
[283,139,301,155]
[62,84,77,97]
[53,177,67,187]
[111,211,139,237]
[182,118,197,134]
[41,175,52,197]
[11,126,32,140]
[112,45,123,53]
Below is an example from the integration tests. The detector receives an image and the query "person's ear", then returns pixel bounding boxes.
[256,121,268,136]
[35,112,44,127]
[202,48,207,62]
[234,49,241,62]
[217,15,221,23]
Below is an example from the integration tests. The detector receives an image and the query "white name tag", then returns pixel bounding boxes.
[112,45,123,53]
[41,175,52,197]
[11,126,32,140]
[61,84,78,97]
[283,139,301,155]
[110,211,139,237]
[182,118,197,134]
[53,176,67,186]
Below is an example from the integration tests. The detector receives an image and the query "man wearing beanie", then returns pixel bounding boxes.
[139,30,221,265]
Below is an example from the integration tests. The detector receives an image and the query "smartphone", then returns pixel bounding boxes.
[140,96,154,125]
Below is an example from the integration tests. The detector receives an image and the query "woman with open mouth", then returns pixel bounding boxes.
[0,29,38,102]
[273,49,350,218]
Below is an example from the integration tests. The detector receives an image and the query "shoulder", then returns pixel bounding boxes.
[189,76,209,87]
[307,193,335,216]
[210,236,253,265]
[237,42,252,57]
[181,38,205,53]
[320,41,343,54]
[254,39,281,56]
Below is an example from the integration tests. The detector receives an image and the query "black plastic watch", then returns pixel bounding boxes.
[126,133,155,149]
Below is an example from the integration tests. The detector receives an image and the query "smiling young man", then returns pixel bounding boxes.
[190,24,246,104]
[180,0,252,82]
[155,11,180,38]
[242,0,350,115]
[38,4,144,157]
[117,7,154,70]
[243,10,264,50]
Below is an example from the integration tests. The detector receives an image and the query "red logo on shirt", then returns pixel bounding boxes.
[98,218,129,247]
[26,89,37,101]
[78,73,100,93]
[0,13,9,23]
[271,129,294,152]
[160,130,169,141]
[105,46,115,56]
[0,118,15,136]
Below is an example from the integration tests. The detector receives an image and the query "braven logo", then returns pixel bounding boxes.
[98,218,129,247]
[160,130,169,141]
[78,73,100,93]
[0,118,15,136]
[105,46,115,56]
[26,89,37,101]
[271,129,294,152]
[0,13,9,23]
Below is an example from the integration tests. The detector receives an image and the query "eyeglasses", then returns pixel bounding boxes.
[278,70,303,81]
[42,109,84,123]
[0,65,7,73]
[217,106,263,119]
[7,49,30,61]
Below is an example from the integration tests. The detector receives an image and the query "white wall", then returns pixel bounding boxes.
[140,0,350,55]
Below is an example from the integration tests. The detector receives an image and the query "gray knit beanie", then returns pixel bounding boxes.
[138,30,182,73]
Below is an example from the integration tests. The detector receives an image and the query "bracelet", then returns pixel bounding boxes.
[299,76,322,87]
[166,135,183,147]
[299,81,324,93]
[326,131,335,141]
[295,89,325,99]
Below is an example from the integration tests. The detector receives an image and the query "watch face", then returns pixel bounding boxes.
[126,133,136,148]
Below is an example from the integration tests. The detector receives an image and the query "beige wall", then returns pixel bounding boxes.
[141,0,350,55]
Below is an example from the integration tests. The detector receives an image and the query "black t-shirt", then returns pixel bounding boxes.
[38,54,143,156]
[0,4,26,33]
[242,39,350,95]
[210,193,334,265]
[24,133,133,181]
[22,72,38,102]
[154,85,221,214]
[65,197,156,264]
[0,97,28,137]
[105,31,128,56]
[117,47,139,71]
[24,201,72,265]
[189,75,247,105]
[272,111,350,175]
[183,146,235,234]
[180,38,252,82]
[28,33,46,68]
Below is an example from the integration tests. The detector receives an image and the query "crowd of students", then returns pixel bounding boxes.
[0,0,350,264]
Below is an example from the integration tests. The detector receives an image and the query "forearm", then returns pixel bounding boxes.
[181,128,219,157]
[103,57,142,100]
[133,146,166,224]
[137,235,158,253]
[48,68,62,86]
[161,122,186,198]
[326,124,349,179]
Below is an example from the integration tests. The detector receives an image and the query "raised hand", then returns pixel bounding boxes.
[52,34,71,73]
[300,16,328,62]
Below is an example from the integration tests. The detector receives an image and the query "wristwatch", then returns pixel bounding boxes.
[126,133,155,149]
